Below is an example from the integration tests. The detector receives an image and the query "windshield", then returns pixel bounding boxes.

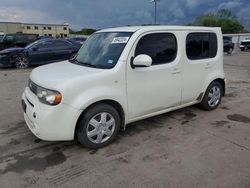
[74,32,133,69]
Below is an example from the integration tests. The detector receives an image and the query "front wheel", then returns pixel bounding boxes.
[15,54,29,69]
[199,81,223,111]
[77,103,121,149]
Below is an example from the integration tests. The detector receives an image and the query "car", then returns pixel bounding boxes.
[240,39,250,51]
[223,36,234,54]
[21,26,225,149]
[0,38,81,68]
[0,33,39,51]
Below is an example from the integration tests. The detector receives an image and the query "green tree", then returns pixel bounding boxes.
[69,28,97,35]
[191,8,244,34]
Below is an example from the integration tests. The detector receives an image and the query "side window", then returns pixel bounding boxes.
[54,40,71,48]
[37,41,53,49]
[135,33,177,65]
[186,33,217,60]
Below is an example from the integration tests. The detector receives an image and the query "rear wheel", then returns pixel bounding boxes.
[199,81,222,111]
[15,54,29,69]
[77,103,121,149]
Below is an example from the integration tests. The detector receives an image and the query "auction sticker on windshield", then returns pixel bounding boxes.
[111,37,130,44]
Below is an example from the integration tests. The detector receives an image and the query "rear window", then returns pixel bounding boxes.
[186,33,217,60]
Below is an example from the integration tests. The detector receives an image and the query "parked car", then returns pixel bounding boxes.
[0,33,39,51]
[22,26,225,149]
[0,38,81,68]
[240,39,250,51]
[223,36,234,54]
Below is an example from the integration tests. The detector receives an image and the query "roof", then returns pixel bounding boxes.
[98,25,221,33]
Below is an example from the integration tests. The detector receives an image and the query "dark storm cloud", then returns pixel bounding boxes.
[0,0,249,30]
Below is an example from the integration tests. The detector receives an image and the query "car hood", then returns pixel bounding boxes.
[30,60,104,90]
[0,47,24,54]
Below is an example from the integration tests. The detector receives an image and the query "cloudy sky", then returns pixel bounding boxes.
[0,0,249,30]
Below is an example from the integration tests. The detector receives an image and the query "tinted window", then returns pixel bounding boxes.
[36,41,53,49]
[5,35,15,42]
[186,33,217,60]
[135,33,177,65]
[54,40,71,47]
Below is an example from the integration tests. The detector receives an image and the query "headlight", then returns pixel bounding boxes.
[28,80,62,105]
[36,86,62,105]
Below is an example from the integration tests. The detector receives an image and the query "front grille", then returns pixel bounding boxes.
[28,79,37,95]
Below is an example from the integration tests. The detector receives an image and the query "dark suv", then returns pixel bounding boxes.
[223,36,234,54]
[0,33,39,51]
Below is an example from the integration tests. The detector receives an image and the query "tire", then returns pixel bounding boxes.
[15,54,29,69]
[199,81,223,111]
[77,103,121,149]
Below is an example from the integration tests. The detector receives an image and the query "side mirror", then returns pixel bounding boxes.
[131,54,152,69]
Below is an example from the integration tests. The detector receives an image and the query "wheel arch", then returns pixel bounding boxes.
[203,77,225,98]
[74,99,126,139]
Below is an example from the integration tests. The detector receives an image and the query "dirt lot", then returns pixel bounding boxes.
[0,51,250,188]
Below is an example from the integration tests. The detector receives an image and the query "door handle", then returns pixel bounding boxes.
[171,68,181,74]
[205,63,212,69]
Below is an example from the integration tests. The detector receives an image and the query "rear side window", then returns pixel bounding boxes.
[135,33,177,65]
[186,33,217,60]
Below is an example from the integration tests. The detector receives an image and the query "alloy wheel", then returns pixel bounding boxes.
[208,86,221,107]
[16,56,28,69]
[86,112,115,144]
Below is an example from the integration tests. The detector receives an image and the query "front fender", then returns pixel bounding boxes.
[66,86,128,121]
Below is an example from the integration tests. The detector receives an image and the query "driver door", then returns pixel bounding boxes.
[28,41,55,64]
[126,32,182,120]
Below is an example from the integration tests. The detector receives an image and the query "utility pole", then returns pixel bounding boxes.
[150,0,160,25]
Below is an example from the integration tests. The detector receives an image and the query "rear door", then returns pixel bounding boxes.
[181,32,218,104]
[53,40,73,61]
[126,31,182,120]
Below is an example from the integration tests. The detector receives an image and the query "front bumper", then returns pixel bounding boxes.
[0,54,11,68]
[22,86,82,141]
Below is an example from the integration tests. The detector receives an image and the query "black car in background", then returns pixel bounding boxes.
[223,36,234,54]
[0,33,39,51]
[240,39,250,51]
[0,38,81,68]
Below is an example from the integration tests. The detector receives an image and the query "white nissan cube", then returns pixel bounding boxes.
[22,26,225,149]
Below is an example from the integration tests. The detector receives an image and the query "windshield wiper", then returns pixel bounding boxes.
[79,62,98,68]
[70,58,98,68]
